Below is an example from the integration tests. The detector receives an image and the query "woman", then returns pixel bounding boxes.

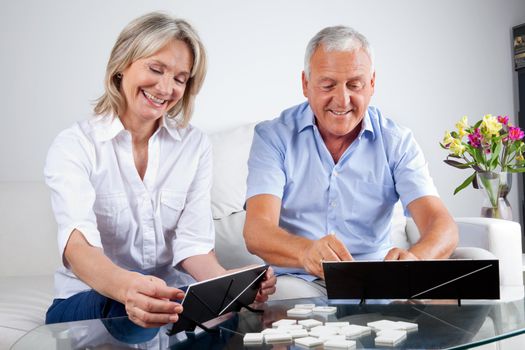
[44,12,275,328]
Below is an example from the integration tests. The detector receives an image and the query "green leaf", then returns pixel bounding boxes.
[474,120,483,129]
[444,159,476,169]
[447,153,462,159]
[453,172,476,195]
[508,167,525,173]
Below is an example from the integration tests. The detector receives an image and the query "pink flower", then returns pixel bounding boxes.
[498,115,509,125]
[467,128,482,148]
[508,126,525,141]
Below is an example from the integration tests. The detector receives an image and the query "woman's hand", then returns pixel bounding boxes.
[255,267,276,302]
[122,272,185,328]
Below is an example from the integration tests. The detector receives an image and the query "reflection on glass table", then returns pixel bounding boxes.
[12,297,525,349]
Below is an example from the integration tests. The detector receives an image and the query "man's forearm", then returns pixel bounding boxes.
[409,218,459,259]
[244,217,312,268]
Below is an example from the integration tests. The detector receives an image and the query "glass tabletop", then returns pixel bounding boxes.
[12,297,525,349]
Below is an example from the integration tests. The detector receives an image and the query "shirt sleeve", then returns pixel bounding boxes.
[172,133,215,267]
[392,129,439,209]
[246,122,287,200]
[44,127,102,265]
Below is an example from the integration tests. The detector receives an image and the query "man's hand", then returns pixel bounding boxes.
[384,247,419,261]
[255,267,277,302]
[122,272,185,328]
[301,234,353,278]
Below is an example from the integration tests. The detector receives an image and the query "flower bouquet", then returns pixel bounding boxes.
[440,114,525,218]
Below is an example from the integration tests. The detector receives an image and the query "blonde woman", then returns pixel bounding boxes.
[44,12,275,328]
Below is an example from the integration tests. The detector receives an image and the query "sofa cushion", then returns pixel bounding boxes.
[214,211,263,269]
[390,201,410,249]
[0,275,54,349]
[209,123,255,220]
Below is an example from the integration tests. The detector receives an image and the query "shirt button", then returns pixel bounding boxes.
[330,201,337,208]
[333,170,339,177]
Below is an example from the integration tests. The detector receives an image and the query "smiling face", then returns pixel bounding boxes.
[302,46,375,143]
[120,39,193,125]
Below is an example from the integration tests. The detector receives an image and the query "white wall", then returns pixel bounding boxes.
[2,0,525,219]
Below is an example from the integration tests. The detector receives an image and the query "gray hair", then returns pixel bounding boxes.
[304,25,374,79]
[94,12,207,127]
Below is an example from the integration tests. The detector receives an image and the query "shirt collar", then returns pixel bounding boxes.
[359,109,375,140]
[298,104,316,133]
[90,114,182,142]
[159,115,182,141]
[90,115,125,142]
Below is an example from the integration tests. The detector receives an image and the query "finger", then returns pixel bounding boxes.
[134,275,185,301]
[127,305,179,327]
[154,287,186,300]
[398,250,419,261]
[130,292,183,315]
[384,248,401,261]
[326,236,352,261]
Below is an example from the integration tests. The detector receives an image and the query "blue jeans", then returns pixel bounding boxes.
[46,286,187,324]
[45,289,127,324]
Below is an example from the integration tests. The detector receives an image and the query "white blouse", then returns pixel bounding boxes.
[44,115,215,299]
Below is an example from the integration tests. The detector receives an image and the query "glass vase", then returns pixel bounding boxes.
[477,171,513,220]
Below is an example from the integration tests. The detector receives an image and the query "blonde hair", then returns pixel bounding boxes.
[94,12,207,127]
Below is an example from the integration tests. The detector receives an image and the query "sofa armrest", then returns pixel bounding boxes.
[455,217,523,289]
[406,216,524,300]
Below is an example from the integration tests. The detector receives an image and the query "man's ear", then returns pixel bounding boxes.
[301,71,308,98]
[370,70,376,94]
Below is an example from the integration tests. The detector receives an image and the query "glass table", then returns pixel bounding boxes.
[12,297,525,349]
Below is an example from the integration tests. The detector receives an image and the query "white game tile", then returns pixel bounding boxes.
[317,334,346,342]
[264,332,292,343]
[298,318,323,329]
[287,308,313,317]
[324,338,357,349]
[325,321,349,328]
[295,303,316,309]
[367,319,400,331]
[312,306,337,314]
[294,336,324,347]
[309,325,340,337]
[243,333,264,344]
[288,329,309,338]
[272,319,297,328]
[395,321,418,332]
[277,324,304,331]
[339,324,372,338]
[261,328,283,335]
[375,329,407,346]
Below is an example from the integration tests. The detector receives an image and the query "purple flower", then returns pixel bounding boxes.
[509,126,525,141]
[498,115,509,125]
[467,128,482,148]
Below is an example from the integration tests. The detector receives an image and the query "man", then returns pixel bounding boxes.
[243,26,458,300]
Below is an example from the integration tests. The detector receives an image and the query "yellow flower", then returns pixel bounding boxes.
[442,131,455,146]
[481,114,502,136]
[516,154,524,162]
[456,116,468,137]
[449,138,466,156]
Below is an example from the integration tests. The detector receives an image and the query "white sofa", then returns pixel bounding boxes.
[1,123,523,349]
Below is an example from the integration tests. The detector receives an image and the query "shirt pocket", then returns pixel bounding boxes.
[93,192,131,237]
[160,190,187,231]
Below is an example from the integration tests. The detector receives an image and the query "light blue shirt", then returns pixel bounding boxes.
[246,102,438,279]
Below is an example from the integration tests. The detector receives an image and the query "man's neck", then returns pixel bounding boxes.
[318,123,361,164]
